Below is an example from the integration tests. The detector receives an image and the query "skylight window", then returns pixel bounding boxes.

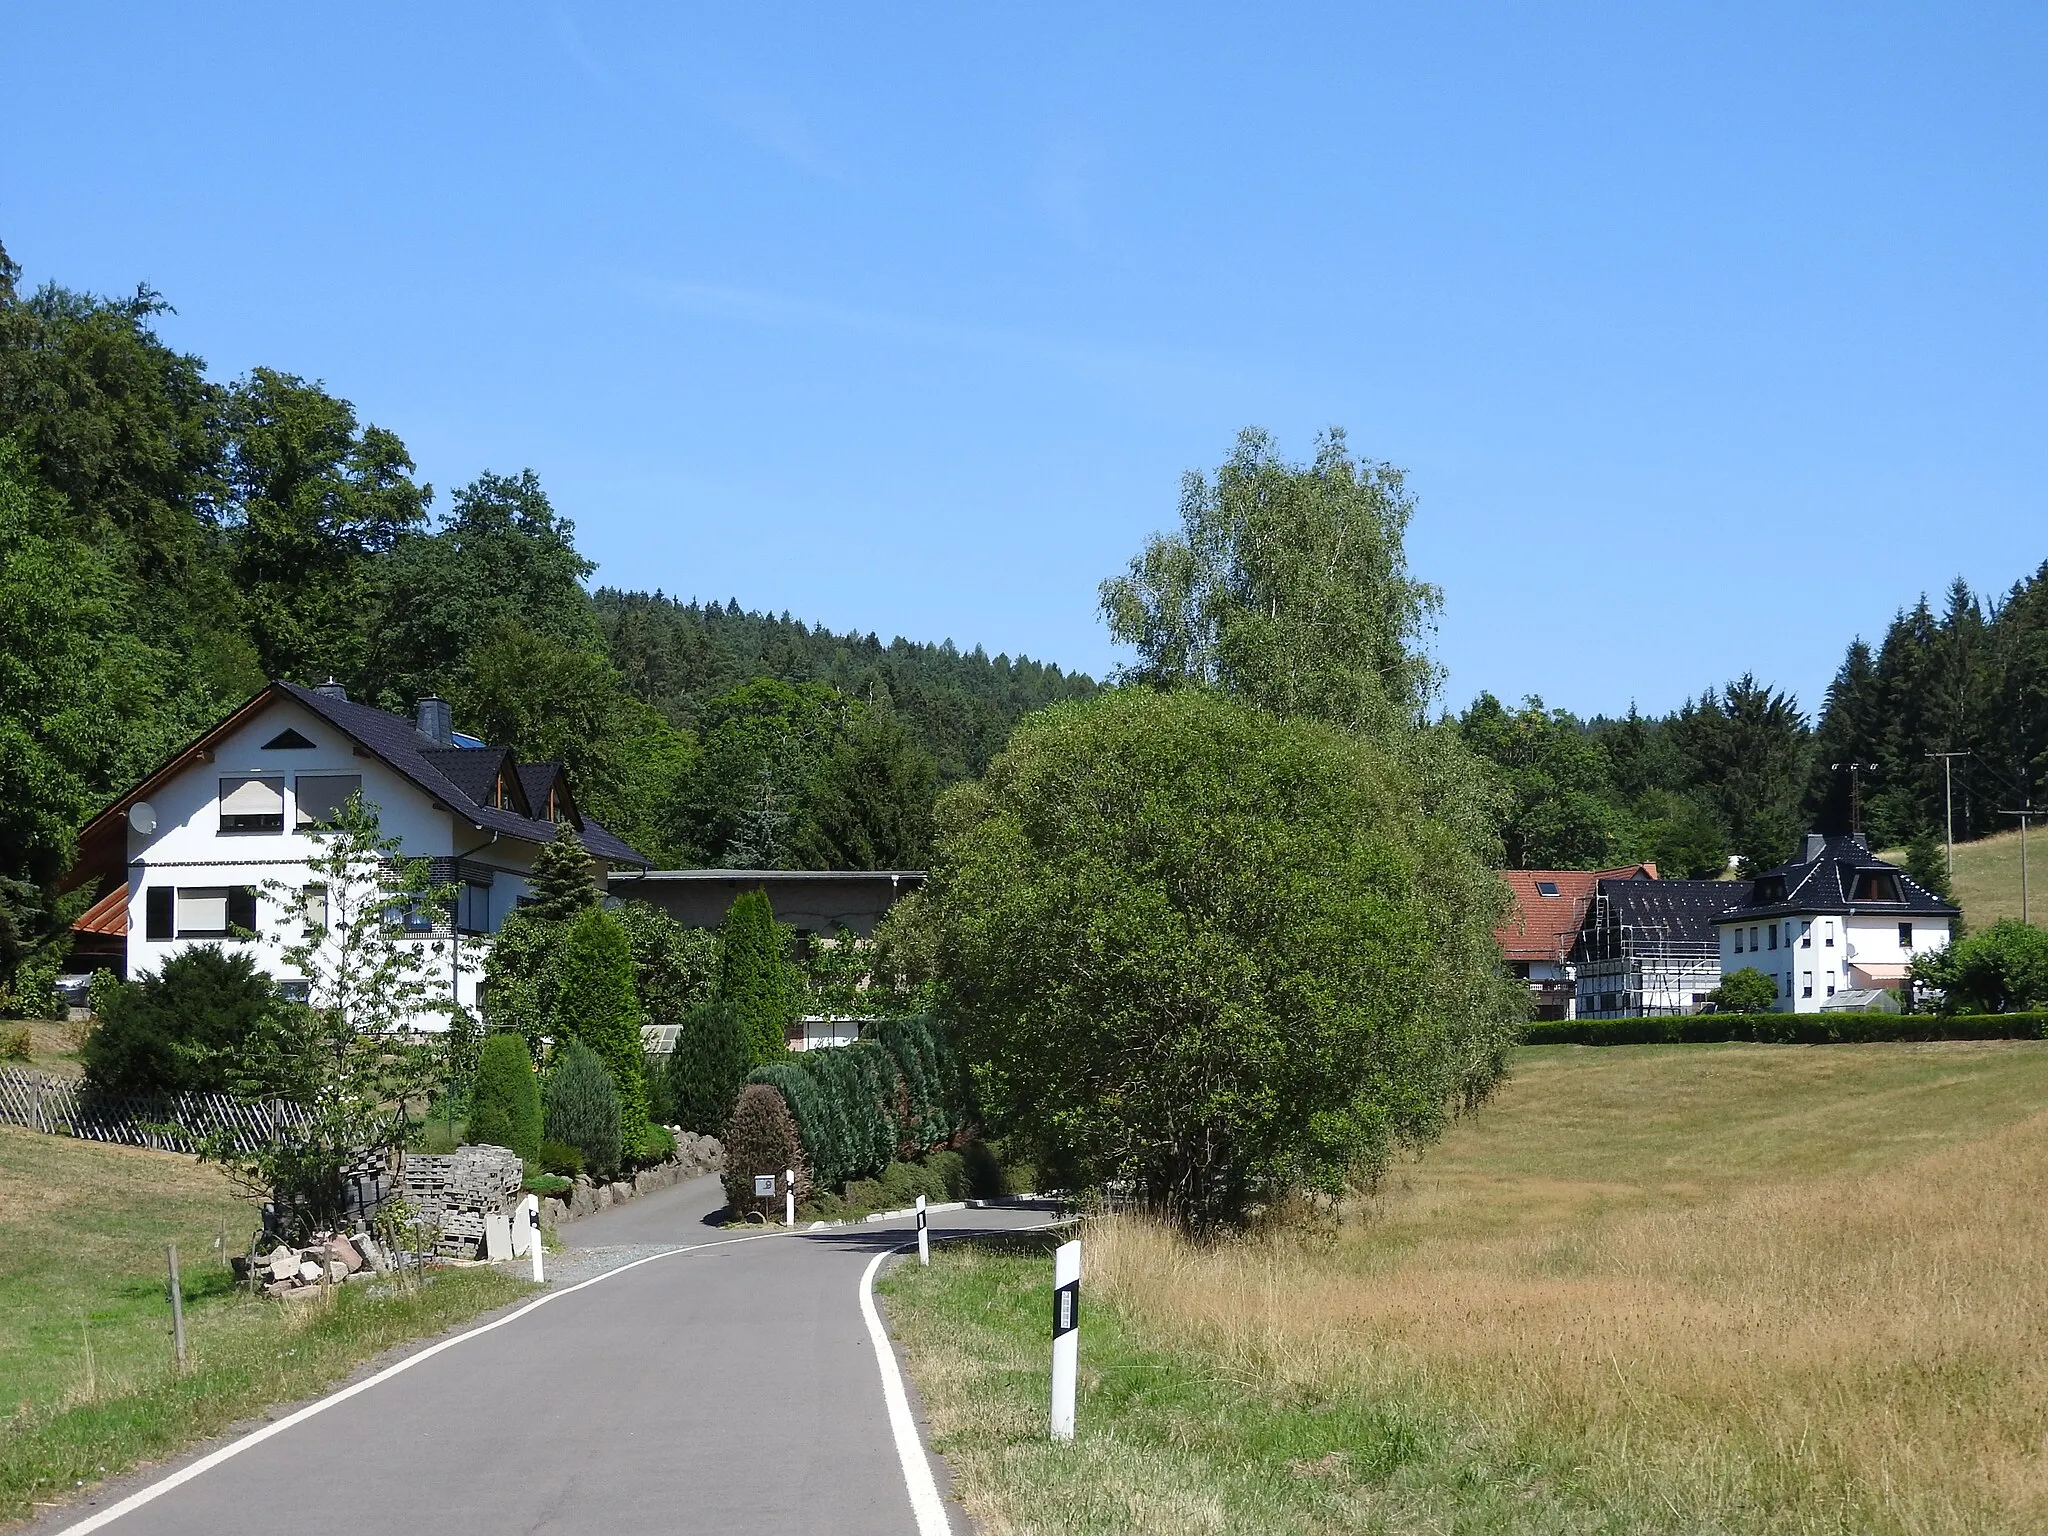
[1535,881,1560,897]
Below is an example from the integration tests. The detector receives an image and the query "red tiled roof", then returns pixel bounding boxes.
[1495,864,1657,963]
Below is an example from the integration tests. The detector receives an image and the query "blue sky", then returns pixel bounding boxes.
[6,3,2043,720]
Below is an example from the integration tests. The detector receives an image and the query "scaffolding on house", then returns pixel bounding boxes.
[1572,891,1722,1018]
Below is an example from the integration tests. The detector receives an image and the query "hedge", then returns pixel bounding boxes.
[1524,1012,2048,1047]
[745,1017,967,1192]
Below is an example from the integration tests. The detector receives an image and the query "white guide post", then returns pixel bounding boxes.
[916,1194,929,1266]
[785,1168,796,1228]
[1050,1238,1081,1442]
[523,1193,543,1283]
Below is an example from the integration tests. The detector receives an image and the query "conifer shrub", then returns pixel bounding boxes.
[716,890,797,1069]
[723,1082,807,1217]
[467,1031,542,1159]
[667,999,748,1135]
[749,1061,834,1183]
[81,944,276,1097]
[544,1040,623,1177]
[538,1138,585,1177]
[555,905,650,1152]
[525,827,599,923]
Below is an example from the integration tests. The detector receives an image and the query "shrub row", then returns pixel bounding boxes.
[743,1016,966,1190]
[1524,1012,2048,1047]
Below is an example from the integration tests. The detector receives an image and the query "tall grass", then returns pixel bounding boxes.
[887,1042,2048,1534]
[1091,1093,2048,1530]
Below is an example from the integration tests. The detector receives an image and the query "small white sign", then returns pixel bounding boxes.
[754,1174,777,1198]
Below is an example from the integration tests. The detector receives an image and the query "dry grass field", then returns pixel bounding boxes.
[887,1042,2048,1534]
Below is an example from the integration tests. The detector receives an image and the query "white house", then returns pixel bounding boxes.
[1711,833,1956,1012]
[63,680,649,1022]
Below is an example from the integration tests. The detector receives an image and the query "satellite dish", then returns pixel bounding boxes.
[129,802,157,836]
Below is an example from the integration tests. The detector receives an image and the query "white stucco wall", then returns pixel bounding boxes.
[1715,911,1950,1013]
[119,695,546,1025]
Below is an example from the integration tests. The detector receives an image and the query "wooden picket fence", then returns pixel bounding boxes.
[0,1067,308,1154]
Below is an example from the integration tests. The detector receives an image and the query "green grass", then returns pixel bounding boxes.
[0,1127,531,1525]
[882,1041,2048,1533]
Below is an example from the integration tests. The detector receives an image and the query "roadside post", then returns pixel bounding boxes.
[523,1193,543,1283]
[1050,1238,1080,1441]
[784,1168,796,1227]
[916,1194,929,1266]
[166,1243,187,1369]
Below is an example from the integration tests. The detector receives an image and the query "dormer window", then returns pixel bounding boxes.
[1851,871,1902,903]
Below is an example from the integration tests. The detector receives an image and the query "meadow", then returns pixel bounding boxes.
[883,1042,2048,1534]
[1884,827,2044,932]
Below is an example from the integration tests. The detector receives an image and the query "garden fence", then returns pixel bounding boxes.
[0,1066,308,1154]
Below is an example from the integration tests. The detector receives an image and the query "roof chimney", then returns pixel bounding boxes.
[315,677,348,700]
[416,696,453,746]
[1803,832,1826,863]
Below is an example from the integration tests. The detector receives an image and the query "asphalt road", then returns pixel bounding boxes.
[40,1175,1060,1536]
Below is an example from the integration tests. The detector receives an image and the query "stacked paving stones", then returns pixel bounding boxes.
[402,1145,525,1258]
[541,1131,724,1228]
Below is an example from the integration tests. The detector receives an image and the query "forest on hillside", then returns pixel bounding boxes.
[2,239,2043,980]
[0,244,1092,973]
[1458,574,2048,878]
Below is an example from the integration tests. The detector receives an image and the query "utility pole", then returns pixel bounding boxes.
[1998,806,2039,926]
[1833,762,1879,837]
[1926,750,1971,877]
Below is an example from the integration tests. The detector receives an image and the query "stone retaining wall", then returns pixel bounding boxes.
[540,1130,724,1227]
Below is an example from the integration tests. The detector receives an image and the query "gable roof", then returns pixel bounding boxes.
[1496,864,1658,963]
[1714,833,1958,921]
[65,681,648,891]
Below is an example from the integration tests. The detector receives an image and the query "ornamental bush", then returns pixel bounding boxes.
[723,1083,807,1217]
[467,1032,542,1159]
[81,944,276,1097]
[1706,967,1780,1014]
[544,1040,623,1178]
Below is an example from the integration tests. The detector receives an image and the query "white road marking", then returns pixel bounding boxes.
[860,1244,954,1536]
[49,1226,797,1536]
[861,1216,1075,1536]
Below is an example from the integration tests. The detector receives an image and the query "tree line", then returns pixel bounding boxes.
[0,241,1092,991]
[1458,568,2048,876]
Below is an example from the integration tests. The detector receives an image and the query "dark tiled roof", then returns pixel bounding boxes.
[278,682,648,866]
[1597,876,1744,937]
[422,746,523,815]
[1717,834,1957,920]
[516,762,566,817]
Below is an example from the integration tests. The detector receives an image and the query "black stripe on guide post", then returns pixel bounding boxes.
[1052,1279,1081,1339]
[917,1206,927,1230]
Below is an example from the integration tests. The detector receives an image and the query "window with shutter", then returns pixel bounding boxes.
[295,775,363,829]
[219,777,285,832]
[176,888,230,936]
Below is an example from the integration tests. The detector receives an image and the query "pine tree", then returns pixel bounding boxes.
[554,905,650,1151]
[544,1039,622,1177]
[715,890,796,1069]
[524,826,597,923]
